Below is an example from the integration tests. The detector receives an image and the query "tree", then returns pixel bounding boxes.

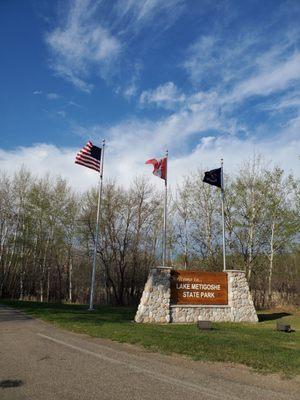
[260,169,299,301]
[174,179,192,269]
[187,171,222,270]
[229,156,266,282]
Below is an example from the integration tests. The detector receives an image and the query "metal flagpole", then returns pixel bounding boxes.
[162,150,168,267]
[221,158,226,272]
[89,139,105,311]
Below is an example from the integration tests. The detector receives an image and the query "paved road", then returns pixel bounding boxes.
[0,306,299,400]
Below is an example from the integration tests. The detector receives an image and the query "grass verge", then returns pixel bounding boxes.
[1,300,299,377]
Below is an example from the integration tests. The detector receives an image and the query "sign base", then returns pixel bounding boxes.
[135,268,258,323]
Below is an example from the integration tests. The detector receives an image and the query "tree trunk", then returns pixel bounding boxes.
[247,220,254,281]
[20,270,24,300]
[267,221,275,303]
[46,266,50,302]
[40,279,44,302]
[69,256,73,303]
[40,237,50,302]
[184,218,188,269]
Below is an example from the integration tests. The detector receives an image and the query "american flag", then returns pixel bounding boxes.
[75,141,101,172]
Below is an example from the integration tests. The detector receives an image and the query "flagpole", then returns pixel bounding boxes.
[163,150,168,267]
[221,158,226,272]
[89,139,105,311]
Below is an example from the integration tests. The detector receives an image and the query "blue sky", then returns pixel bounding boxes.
[0,0,300,189]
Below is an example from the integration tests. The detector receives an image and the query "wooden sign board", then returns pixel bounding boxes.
[170,270,228,305]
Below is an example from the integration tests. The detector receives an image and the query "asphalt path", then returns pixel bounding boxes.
[0,305,299,400]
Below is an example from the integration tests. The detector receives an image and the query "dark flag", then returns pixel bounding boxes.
[203,168,222,188]
[75,141,101,172]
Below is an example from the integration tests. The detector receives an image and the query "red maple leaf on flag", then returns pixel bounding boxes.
[145,157,167,181]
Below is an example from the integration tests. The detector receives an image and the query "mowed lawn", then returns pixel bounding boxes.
[2,300,300,377]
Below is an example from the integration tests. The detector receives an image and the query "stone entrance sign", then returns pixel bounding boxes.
[171,270,228,305]
[135,268,258,324]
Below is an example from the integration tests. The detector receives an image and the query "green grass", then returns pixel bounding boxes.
[1,300,300,377]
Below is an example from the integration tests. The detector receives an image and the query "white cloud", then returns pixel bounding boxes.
[0,144,97,193]
[47,92,60,100]
[67,100,82,108]
[45,0,186,92]
[262,90,300,113]
[231,52,300,101]
[170,132,300,183]
[105,91,225,158]
[46,0,121,92]
[183,28,300,105]
[140,82,185,109]
[53,63,94,93]
[123,83,138,99]
[118,61,143,100]
[137,85,240,147]
[0,127,299,193]
[57,110,66,118]
[113,0,185,33]
[33,90,42,95]
[183,34,258,87]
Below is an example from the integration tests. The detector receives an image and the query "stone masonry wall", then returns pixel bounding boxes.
[135,268,258,323]
[134,268,171,323]
[229,270,258,322]
[170,305,232,323]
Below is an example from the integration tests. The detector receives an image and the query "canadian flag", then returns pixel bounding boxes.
[145,157,167,181]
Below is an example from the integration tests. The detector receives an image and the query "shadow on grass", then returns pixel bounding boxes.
[258,312,291,322]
